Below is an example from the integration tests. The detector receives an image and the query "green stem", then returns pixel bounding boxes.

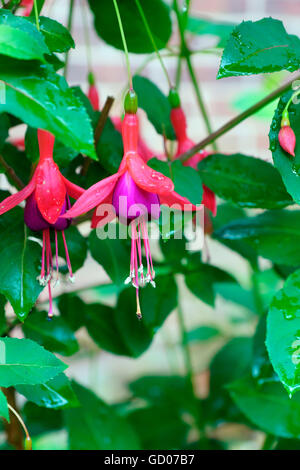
[33,0,39,31]
[179,72,300,162]
[64,0,75,79]
[112,0,133,89]
[134,0,172,88]
[80,0,92,72]
[175,55,182,90]
[185,53,217,151]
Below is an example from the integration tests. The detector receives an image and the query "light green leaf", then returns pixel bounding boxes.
[267,269,300,396]
[0,337,66,387]
[0,389,9,422]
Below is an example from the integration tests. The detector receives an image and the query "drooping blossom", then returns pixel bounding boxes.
[0,129,84,317]
[87,72,100,112]
[278,109,296,157]
[112,116,166,163]
[19,0,34,16]
[63,90,197,318]
[169,89,217,217]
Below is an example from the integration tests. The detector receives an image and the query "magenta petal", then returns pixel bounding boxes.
[112,171,160,224]
[24,193,72,232]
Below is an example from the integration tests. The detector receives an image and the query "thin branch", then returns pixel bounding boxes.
[179,73,300,162]
[94,96,115,145]
[0,155,25,189]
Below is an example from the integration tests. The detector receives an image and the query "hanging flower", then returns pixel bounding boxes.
[87,72,100,111]
[19,0,34,16]
[169,89,217,217]
[278,109,296,157]
[62,90,197,318]
[0,129,84,317]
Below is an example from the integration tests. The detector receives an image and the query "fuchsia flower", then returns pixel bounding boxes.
[112,116,166,163]
[19,0,34,16]
[169,91,217,217]
[63,90,197,318]
[278,109,296,157]
[0,129,84,317]
[278,126,296,157]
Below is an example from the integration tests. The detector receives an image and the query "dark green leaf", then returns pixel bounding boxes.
[206,337,253,425]
[218,18,300,78]
[212,202,257,263]
[89,233,129,287]
[0,9,49,61]
[267,269,300,396]
[216,210,300,266]
[198,153,292,209]
[269,90,300,203]
[0,58,96,159]
[86,276,177,357]
[22,310,79,356]
[27,16,75,53]
[16,373,79,409]
[57,294,86,331]
[185,262,236,306]
[228,375,300,438]
[96,115,123,173]
[0,389,9,422]
[187,326,220,342]
[0,337,66,387]
[88,0,172,54]
[128,405,189,450]
[133,76,175,139]
[0,294,6,335]
[64,381,140,450]
[252,314,278,384]
[22,401,63,436]
[0,207,43,320]
[187,17,235,47]
[0,142,31,186]
[0,113,10,150]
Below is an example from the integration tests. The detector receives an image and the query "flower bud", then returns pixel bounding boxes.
[278,125,296,157]
[124,89,138,114]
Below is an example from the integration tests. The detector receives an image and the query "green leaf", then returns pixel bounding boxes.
[0,113,10,151]
[148,157,203,204]
[56,225,88,274]
[187,17,235,48]
[64,381,140,450]
[16,373,79,410]
[205,337,253,426]
[27,16,75,53]
[216,210,300,266]
[22,310,79,356]
[198,153,292,209]
[0,294,6,335]
[187,326,220,343]
[0,207,43,320]
[88,0,172,54]
[0,9,49,61]
[218,18,300,79]
[89,233,130,287]
[253,314,277,384]
[269,90,300,203]
[0,337,66,387]
[0,58,96,159]
[85,276,177,357]
[228,375,300,438]
[212,202,257,263]
[95,115,123,173]
[267,269,300,396]
[128,405,189,450]
[0,143,31,187]
[185,262,236,306]
[57,294,86,332]
[0,389,9,422]
[22,402,63,436]
[132,76,175,140]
